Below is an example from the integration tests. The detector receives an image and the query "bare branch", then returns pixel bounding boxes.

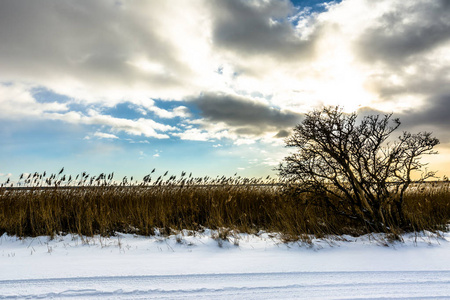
[279,106,440,231]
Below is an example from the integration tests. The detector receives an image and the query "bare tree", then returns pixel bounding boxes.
[279,106,439,231]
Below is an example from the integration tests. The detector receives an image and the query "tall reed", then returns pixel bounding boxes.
[1,171,449,238]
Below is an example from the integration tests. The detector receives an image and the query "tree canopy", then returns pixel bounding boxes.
[279,106,439,231]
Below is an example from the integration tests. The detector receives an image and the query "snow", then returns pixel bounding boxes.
[1,230,449,299]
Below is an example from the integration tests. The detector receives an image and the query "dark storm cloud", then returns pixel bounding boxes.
[356,107,389,117]
[210,0,315,58]
[366,66,450,100]
[351,0,450,115]
[400,94,450,128]
[0,0,187,91]
[356,0,450,64]
[274,129,291,138]
[358,101,450,128]
[357,95,450,143]
[192,93,302,134]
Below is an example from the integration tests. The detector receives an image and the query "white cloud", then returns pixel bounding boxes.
[173,128,215,142]
[0,0,213,104]
[83,110,175,138]
[148,105,191,119]
[262,157,279,167]
[0,84,175,139]
[234,139,256,146]
[0,84,69,119]
[138,151,147,160]
[45,110,174,139]
[1,0,449,146]
[128,140,150,144]
[94,132,119,139]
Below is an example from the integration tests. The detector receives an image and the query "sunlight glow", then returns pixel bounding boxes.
[309,31,374,112]
[130,59,166,75]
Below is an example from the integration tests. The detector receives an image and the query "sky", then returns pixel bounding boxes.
[1,0,450,182]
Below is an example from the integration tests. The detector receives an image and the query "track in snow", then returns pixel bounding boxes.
[1,271,450,299]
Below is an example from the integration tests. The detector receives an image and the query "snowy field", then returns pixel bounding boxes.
[1,230,449,299]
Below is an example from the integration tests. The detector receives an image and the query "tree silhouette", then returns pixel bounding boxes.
[279,106,439,231]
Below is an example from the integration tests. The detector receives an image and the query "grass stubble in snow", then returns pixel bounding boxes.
[1,229,450,299]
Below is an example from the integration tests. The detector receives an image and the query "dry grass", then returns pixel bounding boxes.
[0,171,449,239]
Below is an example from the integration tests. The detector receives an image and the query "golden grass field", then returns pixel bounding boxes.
[1,172,449,239]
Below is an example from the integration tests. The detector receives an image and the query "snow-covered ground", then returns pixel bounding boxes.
[1,230,449,299]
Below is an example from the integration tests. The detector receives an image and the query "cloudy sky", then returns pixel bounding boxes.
[1,0,450,181]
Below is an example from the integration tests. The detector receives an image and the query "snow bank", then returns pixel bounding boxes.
[1,230,449,281]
